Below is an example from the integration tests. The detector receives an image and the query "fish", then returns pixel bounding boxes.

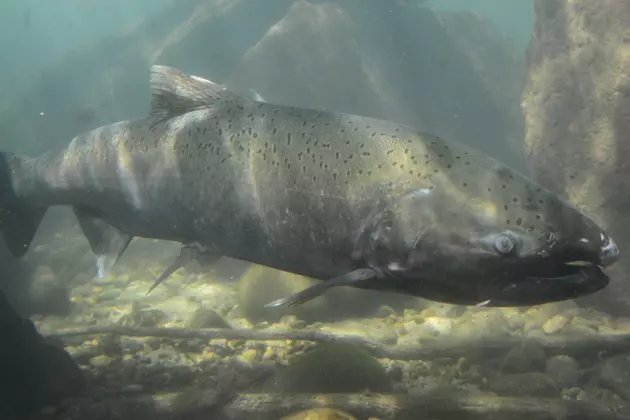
[0,65,619,308]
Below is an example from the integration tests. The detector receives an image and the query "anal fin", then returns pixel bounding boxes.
[74,207,132,278]
[264,268,376,308]
[146,242,220,295]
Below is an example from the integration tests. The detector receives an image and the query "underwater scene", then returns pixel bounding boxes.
[1,0,630,419]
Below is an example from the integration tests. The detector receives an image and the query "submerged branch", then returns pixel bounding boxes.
[46,325,630,360]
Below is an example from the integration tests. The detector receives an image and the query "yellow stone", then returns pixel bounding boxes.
[281,407,357,420]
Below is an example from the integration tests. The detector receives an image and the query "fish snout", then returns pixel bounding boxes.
[599,233,619,267]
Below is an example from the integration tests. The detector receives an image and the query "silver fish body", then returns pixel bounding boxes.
[0,66,618,307]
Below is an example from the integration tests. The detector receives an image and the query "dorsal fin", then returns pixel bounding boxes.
[149,65,240,124]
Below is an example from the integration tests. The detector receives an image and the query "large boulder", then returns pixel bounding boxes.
[522,0,630,315]
[228,0,525,168]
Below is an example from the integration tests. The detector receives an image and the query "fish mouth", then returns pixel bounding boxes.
[524,264,610,298]
[481,264,610,307]
[598,233,619,267]
[530,264,609,284]
[563,234,618,269]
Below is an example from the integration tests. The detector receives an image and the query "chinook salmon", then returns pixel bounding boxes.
[0,65,619,307]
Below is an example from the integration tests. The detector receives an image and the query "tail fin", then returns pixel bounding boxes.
[0,152,47,257]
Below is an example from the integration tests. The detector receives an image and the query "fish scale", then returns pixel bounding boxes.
[0,65,618,308]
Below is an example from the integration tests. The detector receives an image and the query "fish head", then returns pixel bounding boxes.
[361,173,618,307]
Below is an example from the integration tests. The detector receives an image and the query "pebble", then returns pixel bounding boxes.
[424,316,453,335]
[239,349,259,363]
[90,355,114,369]
[375,305,397,318]
[281,407,357,420]
[542,314,569,335]
[96,290,121,302]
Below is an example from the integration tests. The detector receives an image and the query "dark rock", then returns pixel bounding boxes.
[264,342,392,394]
[0,290,85,419]
[237,264,403,323]
[486,372,560,398]
[238,264,330,324]
[598,354,630,400]
[187,306,232,329]
[501,341,547,373]
[546,355,580,389]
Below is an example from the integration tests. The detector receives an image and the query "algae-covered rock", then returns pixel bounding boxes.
[238,264,414,324]
[522,0,630,314]
[546,355,579,389]
[264,343,392,394]
[238,264,330,324]
[281,408,357,420]
[186,306,232,329]
[501,341,547,374]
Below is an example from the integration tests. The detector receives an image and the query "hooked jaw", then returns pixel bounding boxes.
[479,233,619,307]
[599,233,619,268]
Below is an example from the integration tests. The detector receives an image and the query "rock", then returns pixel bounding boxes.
[423,316,453,336]
[238,264,329,324]
[27,265,71,316]
[486,372,560,398]
[148,295,201,324]
[501,341,547,374]
[281,408,357,420]
[375,305,397,318]
[0,290,84,419]
[546,355,580,389]
[121,384,144,394]
[450,309,511,339]
[95,290,121,302]
[598,354,630,400]
[186,306,232,329]
[89,355,114,369]
[119,308,168,328]
[522,0,630,315]
[238,263,399,324]
[542,314,570,335]
[323,286,413,320]
[264,342,392,394]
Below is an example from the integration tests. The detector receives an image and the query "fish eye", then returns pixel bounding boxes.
[494,234,515,255]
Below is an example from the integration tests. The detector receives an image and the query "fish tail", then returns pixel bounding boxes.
[0,152,47,257]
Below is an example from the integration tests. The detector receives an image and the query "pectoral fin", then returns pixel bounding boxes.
[146,242,220,295]
[74,207,132,278]
[264,268,376,308]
